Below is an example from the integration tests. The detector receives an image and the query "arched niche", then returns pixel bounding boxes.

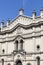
[1,59,4,65]
[16,60,22,65]
[36,56,40,65]
[27,63,31,65]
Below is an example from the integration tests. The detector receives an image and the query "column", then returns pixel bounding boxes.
[18,43,21,51]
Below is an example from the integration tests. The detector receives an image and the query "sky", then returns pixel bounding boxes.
[0,0,43,24]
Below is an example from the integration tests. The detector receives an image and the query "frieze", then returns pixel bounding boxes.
[0,30,43,43]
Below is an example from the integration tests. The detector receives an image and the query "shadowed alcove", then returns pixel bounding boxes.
[16,60,22,65]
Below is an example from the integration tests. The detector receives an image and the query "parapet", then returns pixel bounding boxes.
[0,7,43,32]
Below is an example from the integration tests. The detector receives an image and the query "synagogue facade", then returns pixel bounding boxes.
[0,8,43,65]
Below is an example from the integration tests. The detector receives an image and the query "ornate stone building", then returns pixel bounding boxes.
[0,8,43,65]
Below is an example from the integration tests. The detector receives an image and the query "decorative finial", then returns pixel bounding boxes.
[32,10,36,16]
[19,8,24,15]
[40,7,43,11]
[40,7,43,18]
[7,18,10,27]
[32,10,36,19]
[1,20,4,30]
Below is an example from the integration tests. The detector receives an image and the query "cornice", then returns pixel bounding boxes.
[0,54,11,57]
[26,52,43,55]
[0,32,43,43]
[0,21,43,35]
[0,51,43,57]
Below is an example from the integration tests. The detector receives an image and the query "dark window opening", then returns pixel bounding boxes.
[15,40,18,44]
[16,60,22,65]
[20,39,24,50]
[27,63,31,65]
[15,40,18,50]
[37,45,40,50]
[8,63,11,65]
[20,39,24,43]
[2,49,5,53]
[1,59,4,65]
[37,56,40,65]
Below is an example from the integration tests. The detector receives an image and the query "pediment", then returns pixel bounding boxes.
[1,15,32,29]
[1,15,43,34]
[12,15,32,24]
[8,15,33,30]
[14,35,24,41]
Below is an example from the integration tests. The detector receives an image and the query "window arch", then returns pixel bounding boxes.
[1,59,4,65]
[15,39,24,51]
[7,63,11,65]
[36,56,40,65]
[20,39,24,43]
[27,63,31,65]
[15,40,18,50]
[16,60,22,65]
[20,39,24,50]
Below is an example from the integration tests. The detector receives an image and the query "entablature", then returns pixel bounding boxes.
[0,30,43,43]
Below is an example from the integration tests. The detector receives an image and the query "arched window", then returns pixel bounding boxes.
[7,63,11,65]
[20,39,23,43]
[15,40,18,50]
[27,63,31,65]
[1,59,4,65]
[20,39,24,50]
[16,60,22,65]
[15,39,24,51]
[37,56,40,65]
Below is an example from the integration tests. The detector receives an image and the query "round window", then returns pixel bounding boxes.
[37,45,40,50]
